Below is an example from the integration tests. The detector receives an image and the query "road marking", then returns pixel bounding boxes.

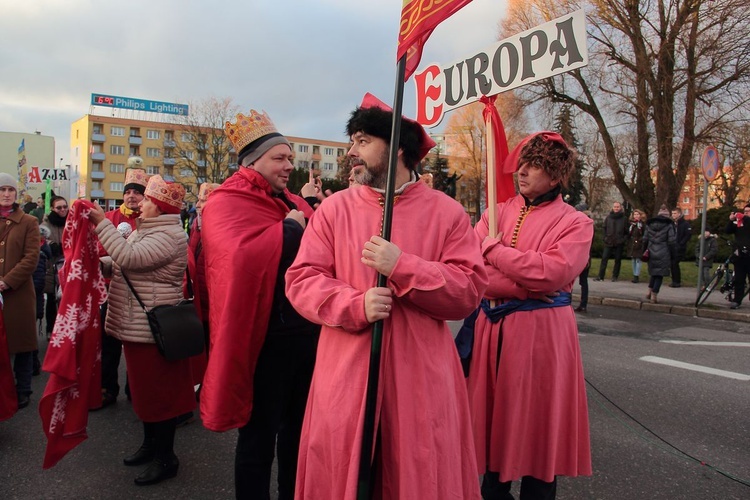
[639,356,750,381]
[660,341,750,347]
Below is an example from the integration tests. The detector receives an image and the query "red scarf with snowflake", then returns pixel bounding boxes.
[39,200,108,469]
[0,308,17,421]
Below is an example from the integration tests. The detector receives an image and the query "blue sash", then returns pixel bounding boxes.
[480,292,572,323]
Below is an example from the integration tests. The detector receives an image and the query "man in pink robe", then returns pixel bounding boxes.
[285,93,489,499]
[467,132,593,499]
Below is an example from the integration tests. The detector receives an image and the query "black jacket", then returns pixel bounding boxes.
[674,216,692,253]
[643,216,676,277]
[603,210,628,247]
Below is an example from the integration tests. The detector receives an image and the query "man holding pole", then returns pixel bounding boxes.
[285,93,488,499]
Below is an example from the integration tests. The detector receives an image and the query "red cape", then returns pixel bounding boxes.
[39,200,108,468]
[0,311,17,421]
[199,168,313,431]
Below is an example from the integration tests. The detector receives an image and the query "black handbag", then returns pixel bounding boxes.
[121,271,205,361]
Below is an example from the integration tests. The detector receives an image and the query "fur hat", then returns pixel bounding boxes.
[0,173,17,190]
[144,175,185,215]
[346,93,436,168]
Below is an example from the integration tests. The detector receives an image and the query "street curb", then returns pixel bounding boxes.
[572,293,750,323]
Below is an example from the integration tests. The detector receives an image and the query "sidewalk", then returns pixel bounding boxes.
[572,278,750,323]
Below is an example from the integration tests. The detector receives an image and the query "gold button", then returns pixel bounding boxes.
[0,258,4,263]
[5,220,10,225]
[0,241,4,245]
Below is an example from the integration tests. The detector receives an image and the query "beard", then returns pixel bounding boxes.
[353,149,390,189]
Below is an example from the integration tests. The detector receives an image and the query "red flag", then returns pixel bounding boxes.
[480,95,515,204]
[0,310,18,422]
[398,0,473,81]
[39,200,107,469]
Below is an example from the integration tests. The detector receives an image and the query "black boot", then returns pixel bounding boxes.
[134,418,179,486]
[631,276,639,283]
[124,422,155,466]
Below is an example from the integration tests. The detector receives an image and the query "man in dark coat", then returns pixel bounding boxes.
[726,204,750,309]
[669,208,692,287]
[595,202,629,282]
[695,228,717,288]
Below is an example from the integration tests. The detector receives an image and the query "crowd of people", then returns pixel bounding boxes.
[3,95,745,499]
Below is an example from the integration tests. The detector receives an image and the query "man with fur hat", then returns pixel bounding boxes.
[94,157,148,410]
[200,110,319,499]
[285,93,488,499]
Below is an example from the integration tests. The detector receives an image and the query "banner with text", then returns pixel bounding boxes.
[414,9,588,127]
[91,93,189,116]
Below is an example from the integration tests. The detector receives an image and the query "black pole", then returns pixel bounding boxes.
[356,55,407,500]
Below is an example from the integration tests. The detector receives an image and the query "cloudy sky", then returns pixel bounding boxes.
[0,0,508,166]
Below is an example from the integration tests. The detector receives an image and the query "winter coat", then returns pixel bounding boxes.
[0,208,41,353]
[41,213,66,294]
[628,220,645,258]
[674,216,692,257]
[643,216,676,277]
[95,214,188,344]
[695,235,718,267]
[34,242,51,319]
[603,210,628,247]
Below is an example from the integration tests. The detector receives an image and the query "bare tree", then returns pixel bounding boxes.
[502,0,750,215]
[712,123,750,207]
[170,97,240,197]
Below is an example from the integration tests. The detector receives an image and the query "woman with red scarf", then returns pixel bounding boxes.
[87,175,192,486]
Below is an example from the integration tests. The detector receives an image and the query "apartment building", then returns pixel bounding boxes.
[70,114,349,209]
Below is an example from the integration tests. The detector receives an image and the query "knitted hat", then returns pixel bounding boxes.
[346,92,436,166]
[225,110,291,165]
[0,173,17,190]
[144,175,185,215]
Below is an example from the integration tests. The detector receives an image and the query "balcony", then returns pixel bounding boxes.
[92,152,106,161]
[91,171,106,180]
[129,136,143,145]
[163,139,176,148]
[91,133,106,143]
[91,189,105,198]
[163,157,176,166]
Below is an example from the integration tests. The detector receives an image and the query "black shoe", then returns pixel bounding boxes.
[730,302,740,310]
[175,411,194,428]
[611,277,618,282]
[593,278,603,282]
[669,283,681,288]
[123,445,156,466]
[574,306,587,313]
[134,456,179,486]
[90,391,117,412]
[631,276,639,283]
[17,394,30,409]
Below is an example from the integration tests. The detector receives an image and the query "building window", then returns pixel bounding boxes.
[93,124,103,134]
[298,160,309,169]
[324,147,334,155]
[146,130,161,140]
[313,146,320,155]
[91,181,102,190]
[181,132,193,142]
[110,182,124,192]
[111,126,125,137]
[180,168,192,177]
[129,146,140,156]
[130,128,140,137]
[146,166,160,175]
[110,145,125,155]
[298,145,309,153]
[165,131,174,140]
[182,151,194,160]
[323,162,334,171]
[337,148,346,157]
[146,147,161,158]
[110,163,125,173]
[683,197,690,204]
[164,167,174,177]
[92,162,103,172]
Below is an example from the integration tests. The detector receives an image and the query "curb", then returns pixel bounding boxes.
[572,293,750,323]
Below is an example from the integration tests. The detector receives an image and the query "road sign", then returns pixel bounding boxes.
[701,145,720,182]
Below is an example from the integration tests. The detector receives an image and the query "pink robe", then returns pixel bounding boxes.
[285,181,488,500]
[467,194,593,482]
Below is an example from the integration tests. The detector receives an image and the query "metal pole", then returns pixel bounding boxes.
[356,55,407,500]
[696,177,709,301]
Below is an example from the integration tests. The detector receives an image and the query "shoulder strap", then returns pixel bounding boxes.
[120,271,149,313]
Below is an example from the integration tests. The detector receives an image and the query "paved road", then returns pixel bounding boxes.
[2,305,749,499]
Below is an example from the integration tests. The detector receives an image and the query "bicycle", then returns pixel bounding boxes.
[695,237,750,307]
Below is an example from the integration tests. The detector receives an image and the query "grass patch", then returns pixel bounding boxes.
[590,258,703,287]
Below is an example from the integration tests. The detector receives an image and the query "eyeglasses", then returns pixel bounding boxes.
[53,205,68,210]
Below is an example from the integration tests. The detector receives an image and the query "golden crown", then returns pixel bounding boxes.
[225,110,279,154]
